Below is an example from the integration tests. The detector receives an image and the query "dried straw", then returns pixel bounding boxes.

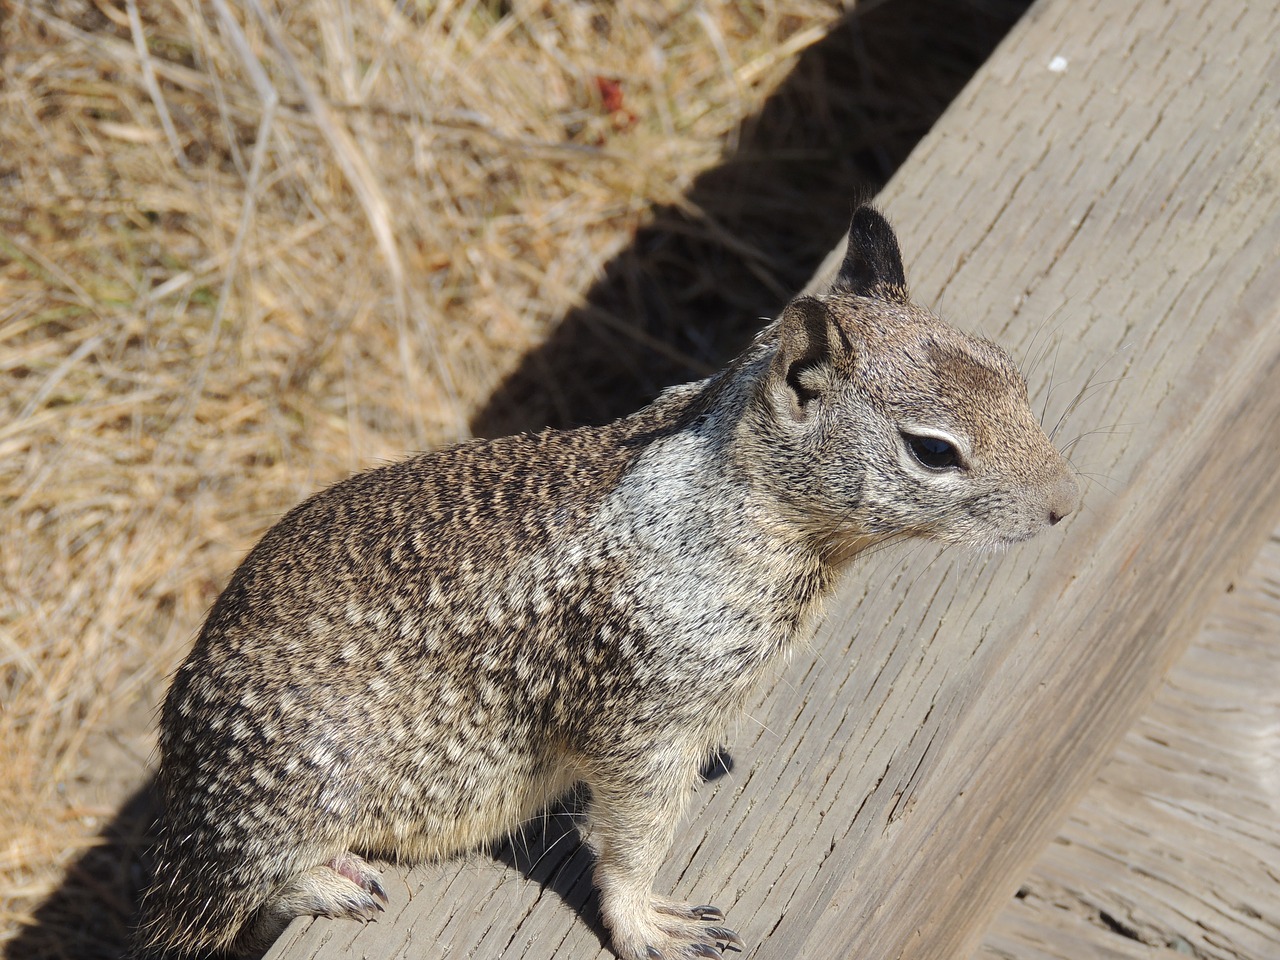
[0,0,849,948]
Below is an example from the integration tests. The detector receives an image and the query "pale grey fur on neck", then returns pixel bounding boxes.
[589,352,826,711]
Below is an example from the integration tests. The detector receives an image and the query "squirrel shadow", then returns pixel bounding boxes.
[7,1,1029,958]
[6,779,161,960]
[471,0,1034,437]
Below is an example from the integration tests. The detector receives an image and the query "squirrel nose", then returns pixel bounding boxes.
[1046,471,1081,526]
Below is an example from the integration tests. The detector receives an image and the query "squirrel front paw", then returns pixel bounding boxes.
[606,898,742,960]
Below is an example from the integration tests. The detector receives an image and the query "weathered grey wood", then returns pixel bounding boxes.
[979,528,1280,960]
[269,0,1280,957]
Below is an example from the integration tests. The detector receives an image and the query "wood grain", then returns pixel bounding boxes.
[979,530,1280,960]
[269,0,1280,957]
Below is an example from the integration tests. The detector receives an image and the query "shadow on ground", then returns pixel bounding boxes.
[473,0,1033,437]
[8,1,1029,957]
[9,782,159,960]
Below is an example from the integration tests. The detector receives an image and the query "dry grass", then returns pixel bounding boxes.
[0,0,1027,954]
[0,0,849,945]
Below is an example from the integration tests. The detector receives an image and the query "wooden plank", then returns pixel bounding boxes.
[978,528,1280,960]
[270,0,1280,958]
[981,906,1189,960]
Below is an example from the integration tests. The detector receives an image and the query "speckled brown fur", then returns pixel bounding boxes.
[130,207,1079,960]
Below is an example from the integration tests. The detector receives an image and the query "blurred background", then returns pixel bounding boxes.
[0,0,1031,955]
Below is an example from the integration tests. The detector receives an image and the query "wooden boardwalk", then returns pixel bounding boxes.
[271,0,1280,957]
[980,530,1280,959]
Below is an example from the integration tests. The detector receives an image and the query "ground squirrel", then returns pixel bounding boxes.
[130,206,1080,959]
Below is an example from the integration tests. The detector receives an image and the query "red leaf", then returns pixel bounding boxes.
[594,76,625,114]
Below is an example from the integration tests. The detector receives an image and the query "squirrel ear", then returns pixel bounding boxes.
[832,205,909,302]
[770,297,843,421]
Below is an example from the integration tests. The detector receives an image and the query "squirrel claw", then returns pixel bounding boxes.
[703,926,743,947]
[635,898,741,957]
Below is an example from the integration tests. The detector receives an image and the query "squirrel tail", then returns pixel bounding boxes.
[127,823,295,959]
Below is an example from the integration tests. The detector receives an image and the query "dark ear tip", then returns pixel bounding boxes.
[850,203,887,226]
[834,201,908,301]
[848,204,895,247]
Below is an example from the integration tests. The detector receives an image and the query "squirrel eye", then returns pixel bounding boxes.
[903,432,964,471]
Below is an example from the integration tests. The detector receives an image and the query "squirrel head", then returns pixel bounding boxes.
[747,206,1080,557]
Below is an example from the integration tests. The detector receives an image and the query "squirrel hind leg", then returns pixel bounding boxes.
[324,851,388,905]
[233,852,388,955]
